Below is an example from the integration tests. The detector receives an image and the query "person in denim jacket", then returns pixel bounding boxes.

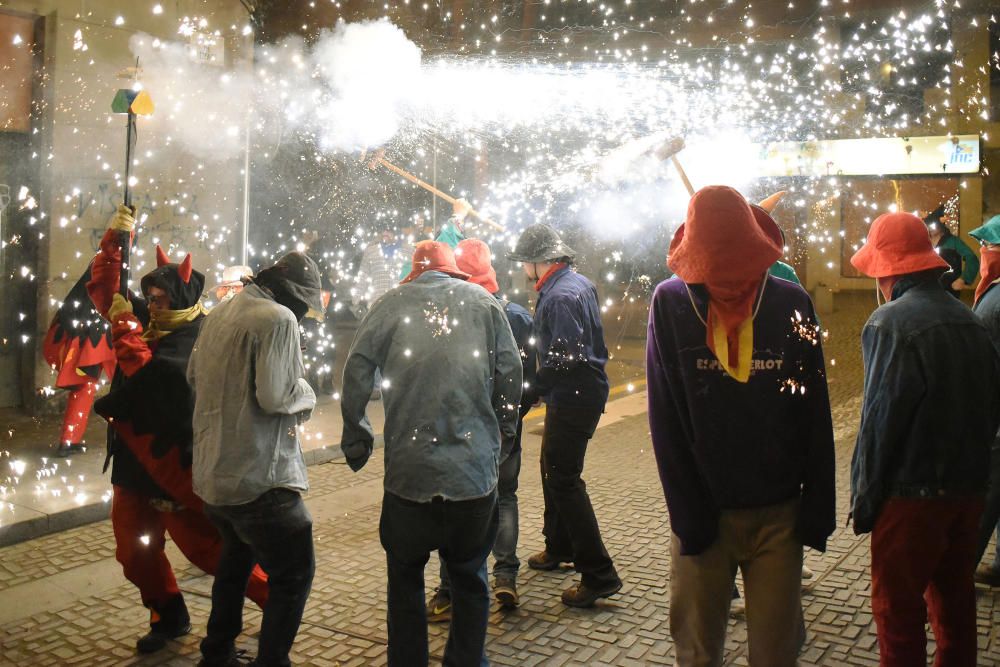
[341,241,522,667]
[850,211,1000,667]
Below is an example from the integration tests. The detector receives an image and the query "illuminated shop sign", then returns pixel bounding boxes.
[757,134,980,177]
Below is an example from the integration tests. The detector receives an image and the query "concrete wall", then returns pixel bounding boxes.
[1,0,252,410]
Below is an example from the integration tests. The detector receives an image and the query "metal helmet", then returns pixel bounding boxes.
[506,224,576,264]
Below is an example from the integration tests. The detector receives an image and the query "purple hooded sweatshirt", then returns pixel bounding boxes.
[646,275,836,556]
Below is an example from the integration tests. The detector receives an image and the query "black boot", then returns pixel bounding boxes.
[55,442,86,457]
[136,594,191,654]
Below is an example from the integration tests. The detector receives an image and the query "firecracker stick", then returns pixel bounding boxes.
[111,67,155,296]
[363,149,505,231]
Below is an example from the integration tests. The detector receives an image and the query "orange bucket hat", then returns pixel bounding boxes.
[850,212,949,279]
[401,240,471,284]
[455,239,499,294]
[667,185,783,283]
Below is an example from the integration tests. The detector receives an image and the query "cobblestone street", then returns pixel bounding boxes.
[1,294,998,665]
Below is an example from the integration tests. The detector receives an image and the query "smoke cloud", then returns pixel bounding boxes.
[130,19,424,161]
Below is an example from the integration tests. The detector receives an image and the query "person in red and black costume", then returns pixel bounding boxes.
[42,267,117,457]
[86,205,268,656]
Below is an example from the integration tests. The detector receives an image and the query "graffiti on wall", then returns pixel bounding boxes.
[73,182,237,260]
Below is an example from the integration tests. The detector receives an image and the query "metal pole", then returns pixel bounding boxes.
[240,112,251,266]
[432,137,437,224]
[119,111,136,297]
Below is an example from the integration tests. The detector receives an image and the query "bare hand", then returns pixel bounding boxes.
[452,198,472,219]
[951,278,966,291]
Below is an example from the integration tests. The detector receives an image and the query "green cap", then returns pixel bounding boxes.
[969,214,1000,245]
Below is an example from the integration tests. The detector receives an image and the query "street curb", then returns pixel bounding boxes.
[0,436,385,549]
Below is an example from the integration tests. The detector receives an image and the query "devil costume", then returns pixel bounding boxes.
[42,266,117,455]
[86,209,268,655]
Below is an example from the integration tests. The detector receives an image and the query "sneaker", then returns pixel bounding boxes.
[974,564,1000,588]
[730,596,746,616]
[494,576,519,608]
[427,588,452,623]
[527,551,572,571]
[561,578,622,608]
[801,564,816,589]
[55,443,86,458]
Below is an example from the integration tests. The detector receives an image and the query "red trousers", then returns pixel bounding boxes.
[871,497,983,667]
[60,382,98,444]
[112,486,269,610]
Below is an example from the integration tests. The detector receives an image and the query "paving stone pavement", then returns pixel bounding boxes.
[1,294,999,665]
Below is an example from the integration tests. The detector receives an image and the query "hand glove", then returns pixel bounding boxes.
[108,204,136,233]
[108,293,133,321]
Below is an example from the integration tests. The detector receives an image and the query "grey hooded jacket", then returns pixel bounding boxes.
[188,283,316,506]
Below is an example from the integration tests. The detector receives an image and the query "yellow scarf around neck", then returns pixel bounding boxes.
[143,303,207,341]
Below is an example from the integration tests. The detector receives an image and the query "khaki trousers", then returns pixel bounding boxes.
[670,499,803,667]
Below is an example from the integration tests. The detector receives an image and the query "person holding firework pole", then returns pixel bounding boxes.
[87,81,268,658]
[87,206,268,656]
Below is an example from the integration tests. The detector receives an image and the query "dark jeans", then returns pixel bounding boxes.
[439,449,521,591]
[201,489,315,667]
[380,490,498,667]
[541,405,618,588]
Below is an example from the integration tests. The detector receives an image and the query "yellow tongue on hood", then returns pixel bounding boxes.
[709,311,755,383]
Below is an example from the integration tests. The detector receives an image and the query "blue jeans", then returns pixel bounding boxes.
[380,490,498,667]
[439,449,521,590]
[201,489,315,667]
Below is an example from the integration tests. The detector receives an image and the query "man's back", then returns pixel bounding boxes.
[647,275,835,553]
[341,272,522,502]
[853,277,1000,530]
[534,267,610,408]
[188,283,313,506]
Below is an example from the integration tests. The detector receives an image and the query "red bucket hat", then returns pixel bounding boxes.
[850,212,949,279]
[667,185,783,283]
[401,240,471,284]
[455,239,499,294]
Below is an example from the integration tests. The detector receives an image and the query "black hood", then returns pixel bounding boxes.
[254,251,323,321]
[140,249,205,310]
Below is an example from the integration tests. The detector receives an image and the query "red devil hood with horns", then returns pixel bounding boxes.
[140,246,206,310]
[86,233,207,505]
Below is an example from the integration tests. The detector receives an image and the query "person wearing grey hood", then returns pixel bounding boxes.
[188,252,323,667]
